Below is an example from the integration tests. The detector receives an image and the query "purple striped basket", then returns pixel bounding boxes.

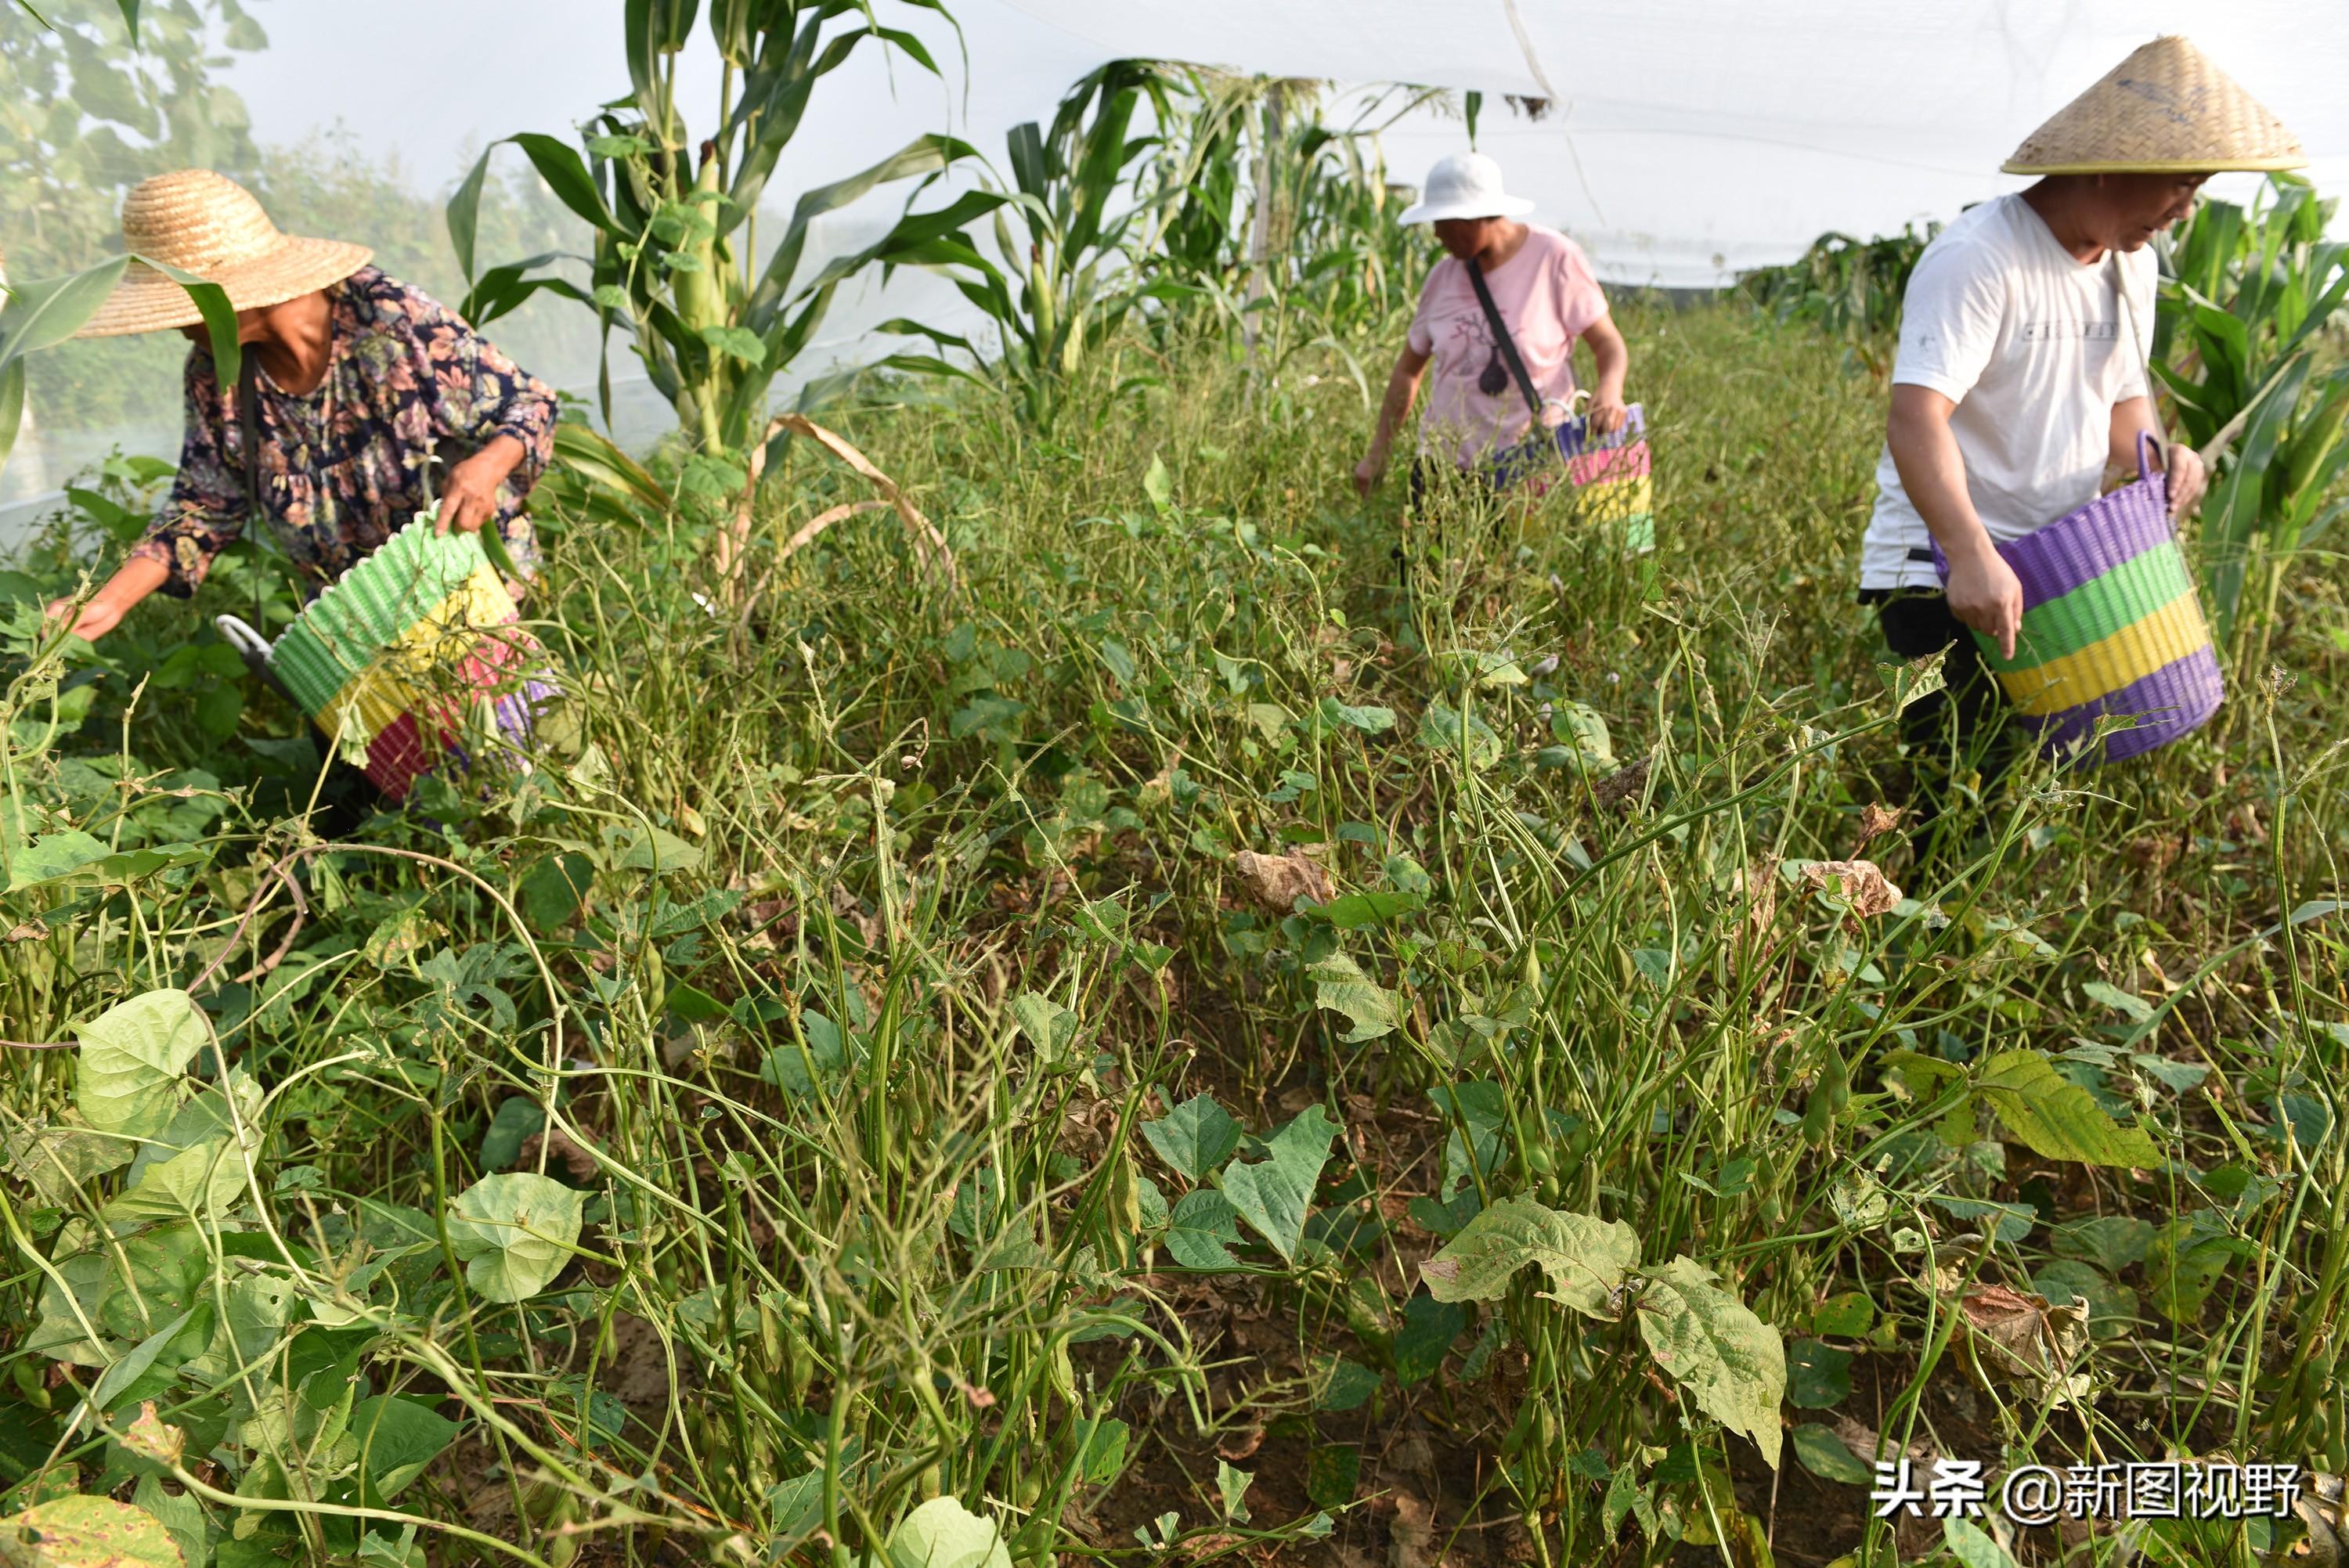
[1930,433,2222,766]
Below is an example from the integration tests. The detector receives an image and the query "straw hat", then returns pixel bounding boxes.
[74,169,371,338]
[2002,35,2305,176]
[1399,153,1535,225]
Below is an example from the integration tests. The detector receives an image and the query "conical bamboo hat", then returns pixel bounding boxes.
[74,170,370,338]
[2003,35,2305,176]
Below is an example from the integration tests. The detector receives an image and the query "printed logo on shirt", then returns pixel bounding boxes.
[1445,311,1514,401]
[2019,319,2119,342]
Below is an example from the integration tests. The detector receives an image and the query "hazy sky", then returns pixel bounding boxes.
[223,0,1102,200]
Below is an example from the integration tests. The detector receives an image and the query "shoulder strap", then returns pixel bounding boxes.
[1467,257,1545,420]
[2113,251,2168,439]
[237,350,262,515]
[2111,249,2170,492]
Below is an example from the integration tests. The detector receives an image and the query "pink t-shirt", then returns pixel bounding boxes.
[1407,225,1610,467]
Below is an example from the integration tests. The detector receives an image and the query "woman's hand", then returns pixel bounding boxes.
[2164,443,2206,518]
[1362,347,1428,500]
[45,594,128,642]
[437,434,528,535]
[42,557,170,644]
[1586,395,1629,438]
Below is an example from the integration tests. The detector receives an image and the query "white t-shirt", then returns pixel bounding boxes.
[1858,193,2156,592]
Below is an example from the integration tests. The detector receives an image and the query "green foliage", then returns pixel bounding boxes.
[0,0,268,456]
[1139,1091,1239,1181]
[1219,1103,1337,1261]
[70,987,204,1140]
[1420,1198,1639,1313]
[0,1494,181,1567]
[1973,1049,2164,1167]
[880,1497,1012,1568]
[2159,174,2349,653]
[1422,1199,1784,1465]
[1636,1256,1787,1469]
[445,1171,585,1303]
[1738,222,1939,373]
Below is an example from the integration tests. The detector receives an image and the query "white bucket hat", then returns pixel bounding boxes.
[1398,152,1535,225]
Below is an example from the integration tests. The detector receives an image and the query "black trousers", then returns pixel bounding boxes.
[1863,585,2023,862]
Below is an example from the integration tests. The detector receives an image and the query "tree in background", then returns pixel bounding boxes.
[0,0,265,456]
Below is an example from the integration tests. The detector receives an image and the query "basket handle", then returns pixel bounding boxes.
[215,615,273,662]
[2134,428,2161,487]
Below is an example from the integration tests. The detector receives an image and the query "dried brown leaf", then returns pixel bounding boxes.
[1229,849,1334,914]
[1958,1283,2090,1394]
[122,1400,185,1465]
[1389,1490,1436,1568]
[1801,859,1903,919]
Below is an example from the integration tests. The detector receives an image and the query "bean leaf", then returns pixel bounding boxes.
[1318,697,1395,734]
[1977,1051,2163,1168]
[1790,1423,1871,1485]
[446,1173,585,1303]
[1308,951,1398,1043]
[1140,1093,1240,1182]
[1420,1197,1639,1314]
[1220,1105,1338,1262]
[883,1496,1012,1568]
[0,1494,182,1567]
[1636,1256,1786,1469]
[349,1395,460,1502]
[1164,1189,1245,1269]
[74,989,206,1141]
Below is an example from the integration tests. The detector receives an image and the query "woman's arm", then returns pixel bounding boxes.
[394,283,559,535]
[2109,395,2204,518]
[1887,383,2022,661]
[1355,344,1431,496]
[1580,314,1630,435]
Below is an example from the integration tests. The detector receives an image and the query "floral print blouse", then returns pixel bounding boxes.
[132,267,557,600]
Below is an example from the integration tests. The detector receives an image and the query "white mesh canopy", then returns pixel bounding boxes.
[987,0,2348,285]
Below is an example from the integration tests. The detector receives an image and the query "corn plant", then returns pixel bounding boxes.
[446,1,1001,495]
[1739,224,1939,377]
[1244,87,1436,353]
[2154,174,2349,658]
[879,59,1174,430]
[1142,67,1252,307]
[1131,75,1429,356]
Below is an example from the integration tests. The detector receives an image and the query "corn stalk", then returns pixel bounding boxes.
[446,0,1001,589]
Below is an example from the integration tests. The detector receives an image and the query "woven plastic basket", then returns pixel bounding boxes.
[1491,403,1655,553]
[1930,433,2221,765]
[236,515,556,801]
